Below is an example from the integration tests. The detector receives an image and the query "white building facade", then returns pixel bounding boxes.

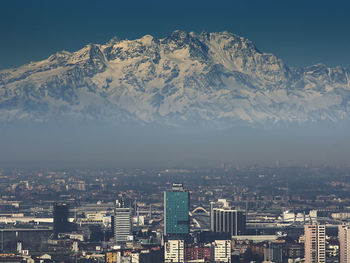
[212,240,231,263]
[304,224,326,263]
[339,225,350,263]
[164,239,185,263]
[114,207,132,243]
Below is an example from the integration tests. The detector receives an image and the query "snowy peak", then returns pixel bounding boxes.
[0,31,350,127]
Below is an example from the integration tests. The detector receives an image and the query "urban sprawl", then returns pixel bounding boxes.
[0,166,350,262]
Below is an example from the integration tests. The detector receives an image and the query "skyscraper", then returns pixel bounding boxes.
[114,207,132,244]
[304,224,326,263]
[164,183,189,237]
[53,202,70,239]
[339,224,350,263]
[210,200,246,236]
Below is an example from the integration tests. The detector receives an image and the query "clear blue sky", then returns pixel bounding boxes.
[1,0,350,69]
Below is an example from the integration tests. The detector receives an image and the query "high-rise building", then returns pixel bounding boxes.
[164,184,189,237]
[53,202,70,238]
[304,224,326,263]
[164,239,185,263]
[339,224,350,263]
[210,200,245,236]
[212,240,231,263]
[114,207,132,244]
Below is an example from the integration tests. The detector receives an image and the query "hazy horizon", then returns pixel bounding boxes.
[0,121,349,169]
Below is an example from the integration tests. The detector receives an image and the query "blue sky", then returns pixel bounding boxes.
[1,0,350,70]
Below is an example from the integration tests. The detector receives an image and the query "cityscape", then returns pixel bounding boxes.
[0,166,350,262]
[1,0,350,262]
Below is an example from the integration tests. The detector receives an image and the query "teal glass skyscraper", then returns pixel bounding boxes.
[164,183,189,237]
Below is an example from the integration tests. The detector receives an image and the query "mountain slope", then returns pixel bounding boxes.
[1,30,350,126]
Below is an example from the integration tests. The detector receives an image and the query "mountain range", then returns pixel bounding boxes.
[1,30,350,127]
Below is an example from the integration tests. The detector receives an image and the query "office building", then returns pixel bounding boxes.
[212,240,231,263]
[339,224,350,263]
[53,202,70,238]
[164,184,189,237]
[210,200,246,236]
[304,224,326,263]
[114,207,132,244]
[164,239,185,263]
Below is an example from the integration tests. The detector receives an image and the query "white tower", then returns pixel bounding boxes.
[304,224,326,263]
[164,239,185,263]
[339,225,350,263]
[114,207,132,243]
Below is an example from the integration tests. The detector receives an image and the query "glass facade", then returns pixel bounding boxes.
[164,191,189,236]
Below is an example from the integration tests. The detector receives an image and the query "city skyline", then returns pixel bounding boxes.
[1,1,350,262]
[0,166,349,262]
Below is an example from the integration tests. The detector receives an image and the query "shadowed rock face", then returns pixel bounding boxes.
[1,30,350,127]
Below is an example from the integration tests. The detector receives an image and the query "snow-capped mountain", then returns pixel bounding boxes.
[1,30,350,127]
